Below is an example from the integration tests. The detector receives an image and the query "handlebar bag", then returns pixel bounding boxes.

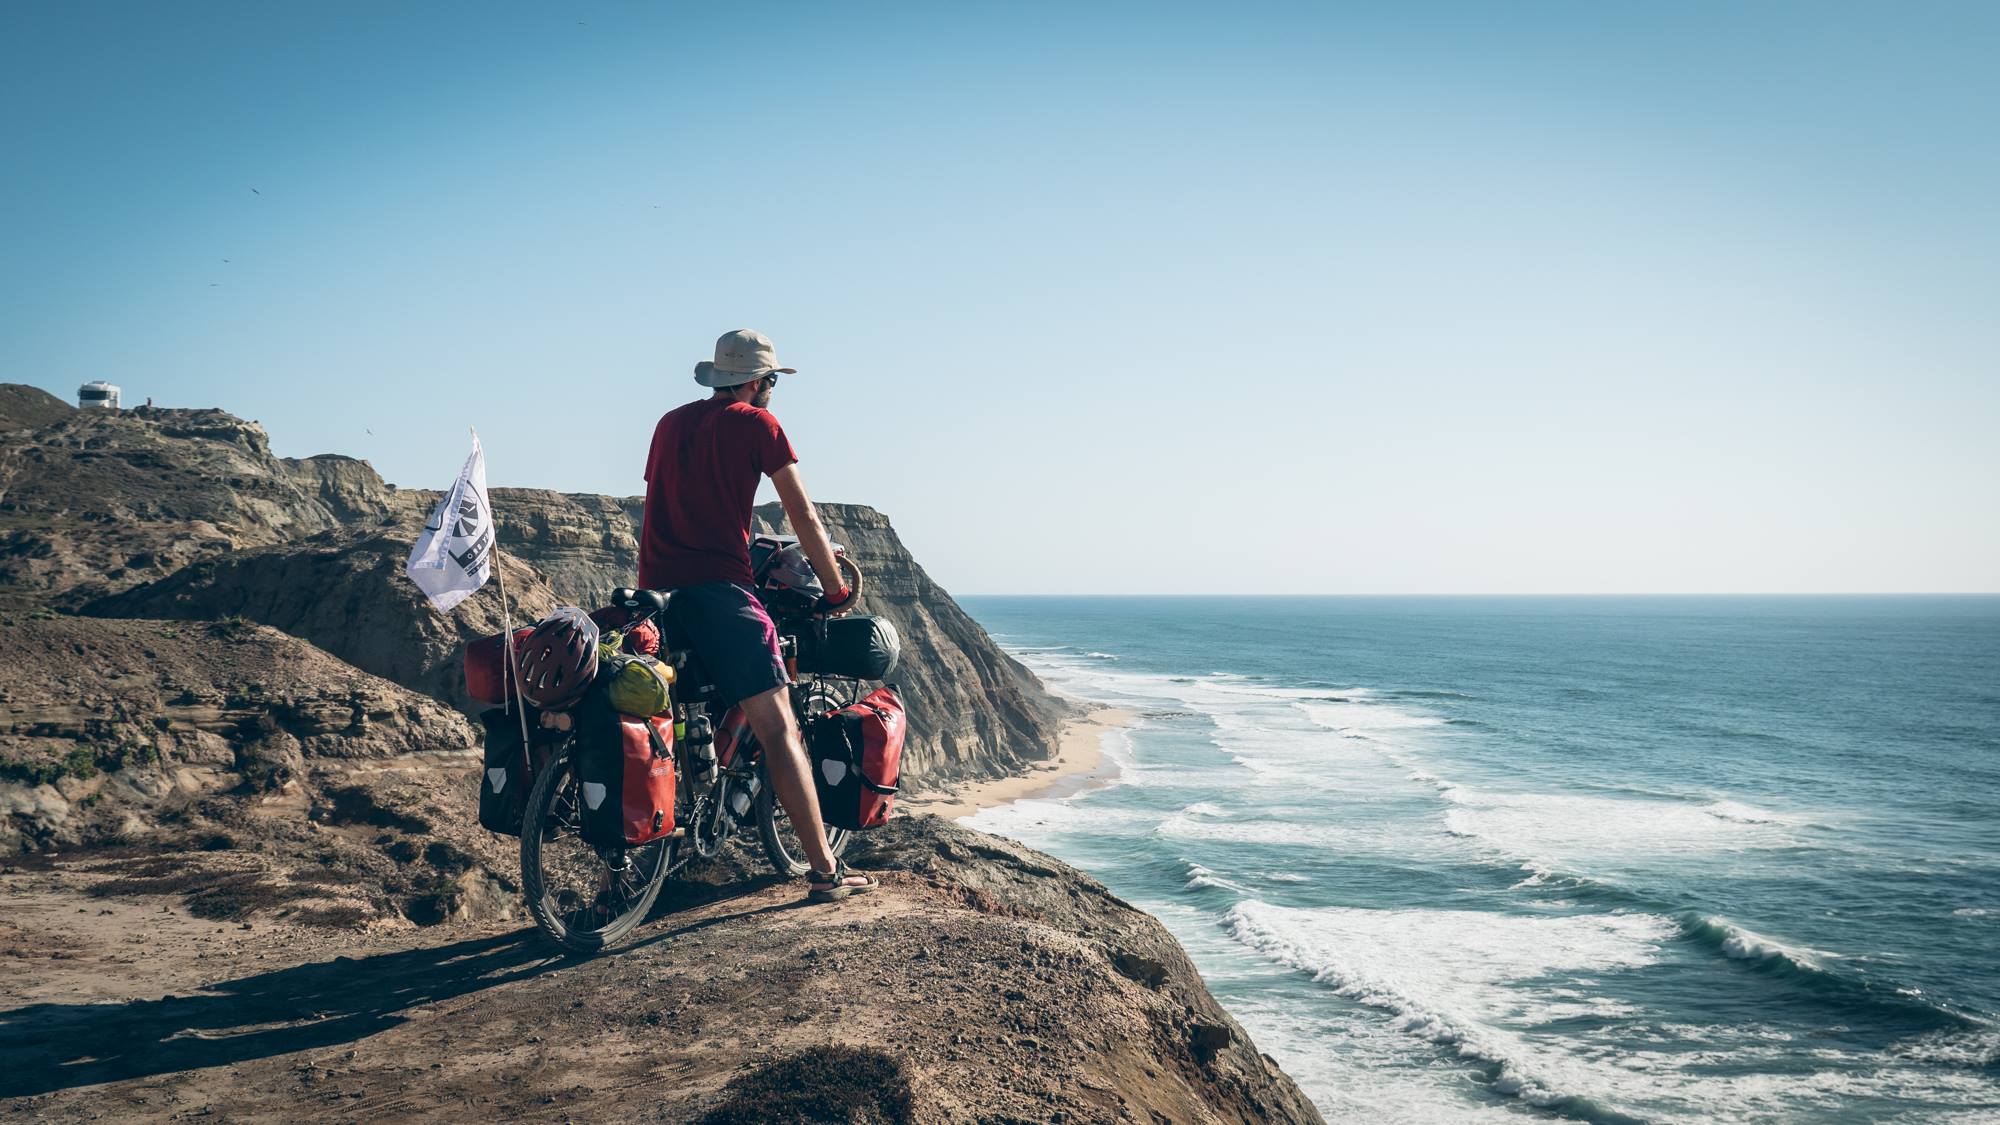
[575,692,677,847]
[808,686,907,830]
[795,615,902,681]
[464,627,534,705]
[476,708,552,837]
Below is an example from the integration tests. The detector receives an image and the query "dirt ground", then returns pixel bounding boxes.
[0,819,1321,1125]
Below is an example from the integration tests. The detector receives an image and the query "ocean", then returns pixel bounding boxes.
[953,596,2000,1124]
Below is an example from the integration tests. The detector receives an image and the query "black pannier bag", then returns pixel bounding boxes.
[478,708,551,837]
[795,615,901,680]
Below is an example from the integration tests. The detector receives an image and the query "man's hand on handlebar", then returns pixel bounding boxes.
[815,584,858,617]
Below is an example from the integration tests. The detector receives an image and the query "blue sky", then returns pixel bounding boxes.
[4,2,1995,594]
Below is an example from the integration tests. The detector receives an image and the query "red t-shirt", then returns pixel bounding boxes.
[638,399,798,589]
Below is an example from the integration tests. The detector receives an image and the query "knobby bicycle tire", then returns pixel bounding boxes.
[520,751,673,954]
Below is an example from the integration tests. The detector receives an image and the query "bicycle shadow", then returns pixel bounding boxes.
[0,929,561,1099]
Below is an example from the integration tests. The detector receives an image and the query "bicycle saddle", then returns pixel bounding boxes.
[606,587,669,617]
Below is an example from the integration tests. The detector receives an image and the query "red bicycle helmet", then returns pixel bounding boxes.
[518,606,598,709]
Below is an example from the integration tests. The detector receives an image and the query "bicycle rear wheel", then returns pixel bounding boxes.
[521,751,673,953]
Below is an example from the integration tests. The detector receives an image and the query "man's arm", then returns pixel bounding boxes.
[768,463,845,600]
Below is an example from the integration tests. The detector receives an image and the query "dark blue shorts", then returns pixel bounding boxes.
[662,582,789,705]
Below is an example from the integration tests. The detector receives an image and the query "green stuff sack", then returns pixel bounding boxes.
[604,653,674,717]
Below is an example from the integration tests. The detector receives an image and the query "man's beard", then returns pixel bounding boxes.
[750,384,773,408]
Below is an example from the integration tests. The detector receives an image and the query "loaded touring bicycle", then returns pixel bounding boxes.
[466,539,906,953]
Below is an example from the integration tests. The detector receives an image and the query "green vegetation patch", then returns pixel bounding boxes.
[0,739,161,786]
[0,746,98,787]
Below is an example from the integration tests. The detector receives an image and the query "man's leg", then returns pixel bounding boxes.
[737,685,838,875]
[667,582,870,891]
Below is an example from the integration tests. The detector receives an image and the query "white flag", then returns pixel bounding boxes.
[406,435,495,613]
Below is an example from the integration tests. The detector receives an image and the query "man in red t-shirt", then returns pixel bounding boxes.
[639,329,873,902]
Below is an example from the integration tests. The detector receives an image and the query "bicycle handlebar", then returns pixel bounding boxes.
[605,554,863,630]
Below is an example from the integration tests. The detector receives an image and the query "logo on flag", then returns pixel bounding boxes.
[406,435,495,613]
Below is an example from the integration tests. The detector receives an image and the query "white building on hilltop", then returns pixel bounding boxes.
[77,381,120,410]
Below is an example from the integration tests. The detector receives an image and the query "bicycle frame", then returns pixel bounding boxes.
[606,597,863,874]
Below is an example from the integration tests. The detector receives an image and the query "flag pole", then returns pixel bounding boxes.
[476,426,534,752]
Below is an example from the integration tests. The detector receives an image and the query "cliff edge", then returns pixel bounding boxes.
[1,817,1323,1123]
[0,386,1325,1121]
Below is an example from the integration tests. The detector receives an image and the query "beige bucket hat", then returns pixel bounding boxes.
[694,328,797,388]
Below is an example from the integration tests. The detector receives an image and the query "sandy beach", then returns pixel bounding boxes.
[898,705,1135,822]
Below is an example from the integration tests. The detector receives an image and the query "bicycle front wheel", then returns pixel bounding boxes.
[521,753,673,954]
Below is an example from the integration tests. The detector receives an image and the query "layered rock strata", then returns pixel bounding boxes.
[85,531,560,712]
[1,388,1065,783]
[0,405,347,610]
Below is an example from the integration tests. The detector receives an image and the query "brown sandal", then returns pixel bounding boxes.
[807,863,878,903]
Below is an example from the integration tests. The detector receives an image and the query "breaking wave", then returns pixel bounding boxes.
[1224,900,1670,1119]
[1678,914,1982,1032]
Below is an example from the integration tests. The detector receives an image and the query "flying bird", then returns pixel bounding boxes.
[250,188,260,195]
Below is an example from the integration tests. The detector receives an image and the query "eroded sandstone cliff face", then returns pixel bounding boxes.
[486,487,643,606]
[0,615,518,924]
[85,532,560,712]
[0,618,471,840]
[753,503,1071,785]
[281,454,406,525]
[4,387,1066,788]
[0,405,346,610]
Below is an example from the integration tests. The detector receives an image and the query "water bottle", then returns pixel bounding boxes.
[728,774,761,819]
[686,713,717,777]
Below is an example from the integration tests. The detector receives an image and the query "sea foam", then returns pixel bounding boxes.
[1436,784,1800,874]
[1225,900,1677,1111]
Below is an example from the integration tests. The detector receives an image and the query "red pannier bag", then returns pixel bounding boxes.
[576,712,677,848]
[463,627,533,705]
[809,687,906,830]
[588,606,661,656]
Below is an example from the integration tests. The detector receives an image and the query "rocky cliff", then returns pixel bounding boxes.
[0,383,73,431]
[5,387,1067,785]
[753,502,1070,785]
[0,616,515,925]
[0,405,349,610]
[0,387,1325,1120]
[86,531,561,712]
